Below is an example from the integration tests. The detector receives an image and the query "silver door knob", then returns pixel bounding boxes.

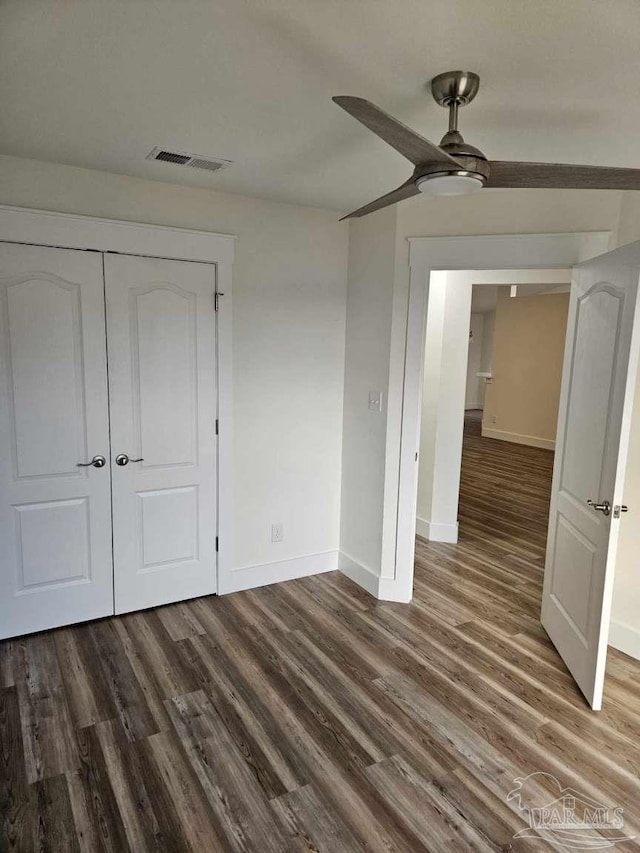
[77,454,106,468]
[587,499,611,516]
[115,453,144,466]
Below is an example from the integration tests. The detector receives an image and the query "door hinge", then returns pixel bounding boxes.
[216,536,219,552]
[215,419,219,436]
[613,504,629,518]
[214,292,225,312]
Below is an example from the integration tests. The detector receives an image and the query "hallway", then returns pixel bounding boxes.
[414,408,556,669]
[458,409,554,582]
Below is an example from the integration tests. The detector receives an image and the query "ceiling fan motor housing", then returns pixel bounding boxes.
[421,70,489,185]
[413,144,490,187]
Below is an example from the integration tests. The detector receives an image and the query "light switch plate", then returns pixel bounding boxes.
[368,390,383,412]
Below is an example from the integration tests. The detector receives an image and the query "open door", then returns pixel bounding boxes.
[542,241,640,710]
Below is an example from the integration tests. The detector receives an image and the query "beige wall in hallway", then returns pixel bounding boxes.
[482,289,570,448]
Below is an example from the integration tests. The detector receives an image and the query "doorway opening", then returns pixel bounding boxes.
[415,268,570,632]
[415,269,571,548]
[395,234,640,710]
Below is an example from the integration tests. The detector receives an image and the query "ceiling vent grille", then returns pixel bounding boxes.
[146,147,232,173]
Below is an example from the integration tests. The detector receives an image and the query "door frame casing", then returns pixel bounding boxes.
[0,203,235,596]
[391,231,611,603]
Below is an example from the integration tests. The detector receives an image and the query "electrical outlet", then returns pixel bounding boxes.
[491,415,497,424]
[271,523,283,543]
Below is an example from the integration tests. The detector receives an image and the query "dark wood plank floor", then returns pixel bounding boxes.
[1,412,639,851]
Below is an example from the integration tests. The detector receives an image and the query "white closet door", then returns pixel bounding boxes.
[105,254,217,613]
[0,243,113,639]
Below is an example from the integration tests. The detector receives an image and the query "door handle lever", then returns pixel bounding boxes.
[115,453,144,466]
[77,455,106,468]
[587,499,611,516]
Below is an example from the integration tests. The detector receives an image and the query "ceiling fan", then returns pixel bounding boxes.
[334,70,640,220]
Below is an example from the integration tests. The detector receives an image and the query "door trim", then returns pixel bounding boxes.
[390,231,611,603]
[0,204,235,598]
[0,204,235,263]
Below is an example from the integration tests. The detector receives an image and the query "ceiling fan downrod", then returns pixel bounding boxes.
[431,70,481,151]
[448,99,460,133]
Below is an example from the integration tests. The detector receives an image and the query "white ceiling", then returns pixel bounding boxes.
[2,1,639,212]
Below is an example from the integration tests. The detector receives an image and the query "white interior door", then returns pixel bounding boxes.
[105,254,217,614]
[0,242,113,639]
[542,241,640,710]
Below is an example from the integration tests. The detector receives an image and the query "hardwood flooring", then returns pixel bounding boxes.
[1,413,640,851]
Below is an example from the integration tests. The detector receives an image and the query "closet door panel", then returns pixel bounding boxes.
[105,254,217,613]
[0,243,113,639]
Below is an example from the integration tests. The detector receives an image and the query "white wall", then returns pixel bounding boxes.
[480,310,495,375]
[339,206,397,594]
[0,154,348,581]
[396,189,622,245]
[466,311,485,410]
[415,273,446,540]
[416,272,472,543]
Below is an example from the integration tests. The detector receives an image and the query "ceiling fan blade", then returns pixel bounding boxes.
[340,178,419,220]
[487,160,640,190]
[333,96,460,167]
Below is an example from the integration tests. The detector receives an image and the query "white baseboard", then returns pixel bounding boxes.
[219,550,337,595]
[219,548,412,604]
[378,575,412,603]
[338,551,413,603]
[338,551,380,597]
[609,619,640,662]
[415,516,459,543]
[481,426,555,451]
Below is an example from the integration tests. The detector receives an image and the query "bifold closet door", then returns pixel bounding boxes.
[104,254,218,614]
[0,243,113,639]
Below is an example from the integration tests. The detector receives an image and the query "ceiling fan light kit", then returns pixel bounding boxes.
[333,70,640,219]
[416,173,484,196]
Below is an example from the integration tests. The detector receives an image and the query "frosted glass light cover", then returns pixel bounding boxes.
[416,174,484,196]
